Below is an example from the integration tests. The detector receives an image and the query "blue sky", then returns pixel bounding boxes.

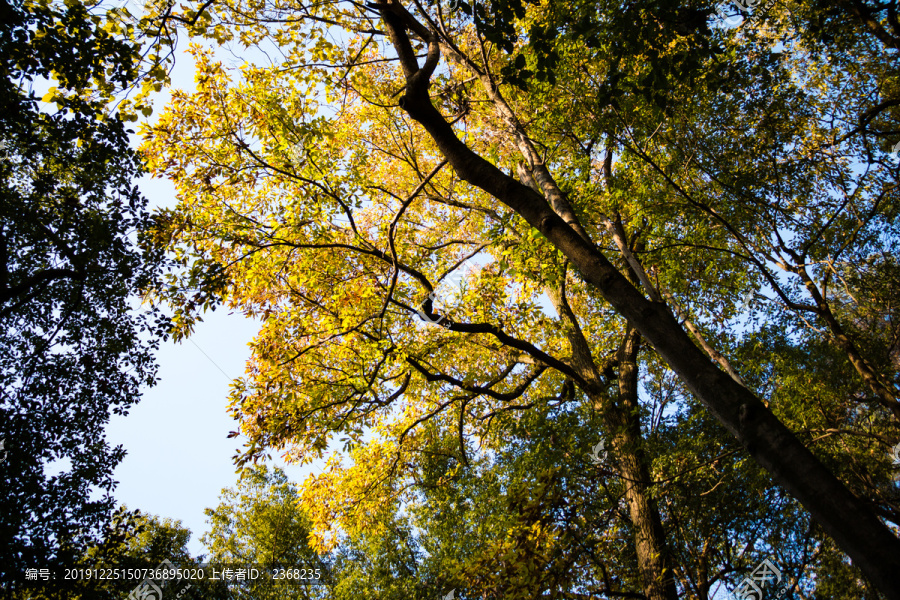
[106,46,317,558]
[105,304,269,557]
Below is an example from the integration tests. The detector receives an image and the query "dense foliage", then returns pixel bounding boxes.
[0,0,169,592]
[110,0,900,597]
[203,466,332,599]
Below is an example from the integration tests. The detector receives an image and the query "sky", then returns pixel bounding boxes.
[101,18,746,595]
[104,45,318,558]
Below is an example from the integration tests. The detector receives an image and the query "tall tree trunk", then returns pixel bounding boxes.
[544,265,676,598]
[599,327,678,600]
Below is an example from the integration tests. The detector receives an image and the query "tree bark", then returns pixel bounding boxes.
[600,327,678,600]
[377,4,900,595]
[545,278,676,599]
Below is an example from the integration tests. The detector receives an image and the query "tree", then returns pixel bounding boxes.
[0,0,169,590]
[206,381,881,598]
[141,0,900,595]
[203,465,332,599]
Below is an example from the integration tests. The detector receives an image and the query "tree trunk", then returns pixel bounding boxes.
[599,327,678,600]
[379,7,900,595]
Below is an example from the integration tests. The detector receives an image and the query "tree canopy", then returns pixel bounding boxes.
[140,0,900,597]
[0,0,170,590]
[203,465,332,599]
